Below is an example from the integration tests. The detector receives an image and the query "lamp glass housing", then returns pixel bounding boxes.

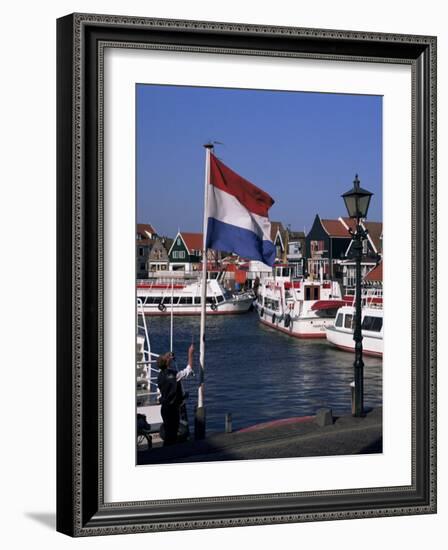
[341,176,373,219]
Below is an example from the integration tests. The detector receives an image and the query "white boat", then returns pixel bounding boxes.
[137,277,253,315]
[136,298,193,450]
[136,299,163,449]
[325,302,383,357]
[255,265,345,338]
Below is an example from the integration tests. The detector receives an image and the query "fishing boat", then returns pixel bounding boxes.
[137,276,253,315]
[325,290,383,357]
[255,265,345,338]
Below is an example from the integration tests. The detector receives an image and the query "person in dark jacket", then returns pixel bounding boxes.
[157,344,194,446]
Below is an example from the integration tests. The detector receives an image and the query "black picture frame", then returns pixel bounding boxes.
[57,13,437,536]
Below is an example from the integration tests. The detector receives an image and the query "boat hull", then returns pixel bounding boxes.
[140,300,253,316]
[325,325,383,357]
[257,309,335,338]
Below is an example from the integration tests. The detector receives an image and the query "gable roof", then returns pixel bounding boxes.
[321,218,352,238]
[320,217,382,249]
[270,221,285,242]
[181,232,203,252]
[136,223,157,238]
[364,262,383,282]
[363,221,382,252]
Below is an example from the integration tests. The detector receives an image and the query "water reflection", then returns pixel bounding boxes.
[144,311,382,434]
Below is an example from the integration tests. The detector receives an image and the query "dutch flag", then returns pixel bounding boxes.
[206,153,276,266]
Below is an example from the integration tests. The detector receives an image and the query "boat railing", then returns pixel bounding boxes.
[345,287,383,309]
[137,299,160,402]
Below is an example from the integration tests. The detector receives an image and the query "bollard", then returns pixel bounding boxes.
[350,381,356,416]
[315,407,333,427]
[194,406,206,440]
[225,413,232,433]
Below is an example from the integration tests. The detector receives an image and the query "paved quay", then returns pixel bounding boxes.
[137,407,382,465]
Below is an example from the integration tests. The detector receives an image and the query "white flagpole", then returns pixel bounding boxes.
[195,143,213,440]
[170,278,174,353]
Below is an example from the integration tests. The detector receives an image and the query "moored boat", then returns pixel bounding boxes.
[325,302,383,357]
[137,277,253,315]
[255,265,345,338]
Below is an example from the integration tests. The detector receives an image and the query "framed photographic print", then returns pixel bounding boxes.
[57,13,437,536]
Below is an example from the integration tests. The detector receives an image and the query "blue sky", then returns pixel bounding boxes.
[137,84,382,237]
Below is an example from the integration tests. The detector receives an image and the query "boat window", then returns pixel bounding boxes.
[313,287,319,300]
[263,298,279,311]
[194,297,201,305]
[206,297,214,304]
[185,297,193,304]
[362,316,383,332]
[305,287,311,300]
[344,314,353,329]
[335,313,343,327]
[216,295,224,303]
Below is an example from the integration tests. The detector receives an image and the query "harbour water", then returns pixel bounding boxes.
[145,311,382,434]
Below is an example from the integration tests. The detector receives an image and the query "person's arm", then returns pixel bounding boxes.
[176,344,194,381]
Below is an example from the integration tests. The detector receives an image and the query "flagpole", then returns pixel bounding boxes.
[170,278,174,353]
[195,143,213,440]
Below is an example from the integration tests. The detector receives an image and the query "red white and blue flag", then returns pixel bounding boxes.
[206,153,276,266]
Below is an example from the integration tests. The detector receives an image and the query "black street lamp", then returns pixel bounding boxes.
[341,175,373,417]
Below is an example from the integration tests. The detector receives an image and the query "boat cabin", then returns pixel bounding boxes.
[274,264,293,279]
[334,307,383,333]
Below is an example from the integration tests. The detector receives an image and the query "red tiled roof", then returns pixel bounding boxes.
[364,221,382,252]
[364,262,383,282]
[137,223,157,237]
[321,219,352,237]
[321,218,382,247]
[181,232,203,251]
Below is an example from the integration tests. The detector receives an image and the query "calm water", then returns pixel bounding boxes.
[145,311,382,434]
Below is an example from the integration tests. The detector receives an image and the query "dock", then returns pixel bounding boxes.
[137,407,382,464]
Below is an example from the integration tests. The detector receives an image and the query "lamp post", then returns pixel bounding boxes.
[341,175,373,417]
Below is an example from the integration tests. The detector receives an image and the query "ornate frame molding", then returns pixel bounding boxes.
[57,13,437,536]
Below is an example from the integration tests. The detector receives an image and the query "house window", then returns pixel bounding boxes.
[177,238,181,245]
[172,251,178,259]
[179,251,185,259]
[311,240,324,255]
[138,247,144,256]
